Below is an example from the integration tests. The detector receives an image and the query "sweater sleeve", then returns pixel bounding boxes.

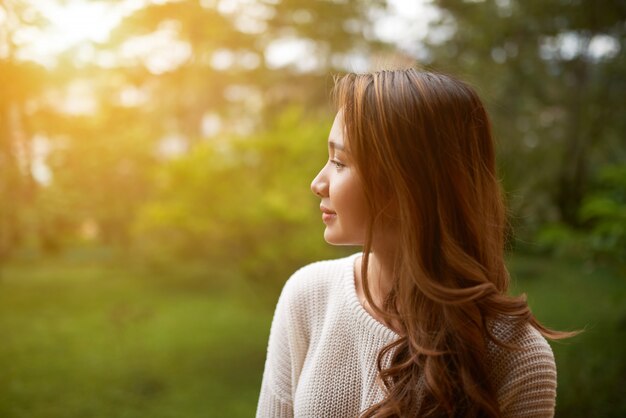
[256,277,300,418]
[490,324,557,418]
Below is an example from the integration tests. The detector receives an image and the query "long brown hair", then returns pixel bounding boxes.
[332,69,572,417]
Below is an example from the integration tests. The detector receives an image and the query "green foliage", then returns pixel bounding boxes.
[425,0,626,272]
[428,0,626,229]
[133,108,340,283]
[42,108,159,249]
[534,222,585,257]
[579,164,626,266]
[533,165,626,269]
[1,0,387,267]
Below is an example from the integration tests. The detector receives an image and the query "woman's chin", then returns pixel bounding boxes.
[323,230,363,247]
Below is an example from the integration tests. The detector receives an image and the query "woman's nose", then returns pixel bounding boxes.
[311,169,328,197]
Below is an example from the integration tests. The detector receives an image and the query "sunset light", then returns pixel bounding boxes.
[13,0,139,65]
[43,1,115,44]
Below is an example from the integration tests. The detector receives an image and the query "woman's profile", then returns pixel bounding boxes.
[256,68,572,417]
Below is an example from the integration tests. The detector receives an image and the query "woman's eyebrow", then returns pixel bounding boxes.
[328,140,345,151]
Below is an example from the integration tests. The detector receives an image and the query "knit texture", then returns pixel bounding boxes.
[256,253,557,417]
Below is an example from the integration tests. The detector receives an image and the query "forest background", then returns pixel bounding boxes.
[0,0,624,417]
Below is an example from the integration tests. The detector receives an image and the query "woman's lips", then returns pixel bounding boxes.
[320,205,336,223]
[322,212,336,222]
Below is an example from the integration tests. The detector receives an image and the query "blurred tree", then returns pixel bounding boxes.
[43,103,158,249]
[426,0,626,234]
[133,107,339,283]
[0,0,48,264]
[579,164,626,268]
[35,0,391,260]
[1,0,394,262]
[105,0,388,142]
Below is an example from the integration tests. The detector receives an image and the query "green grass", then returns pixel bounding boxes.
[0,260,272,418]
[508,255,626,417]
[0,254,624,417]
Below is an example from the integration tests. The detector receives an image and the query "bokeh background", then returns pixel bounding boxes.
[1,0,625,416]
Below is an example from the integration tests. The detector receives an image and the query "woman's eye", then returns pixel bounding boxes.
[330,159,345,170]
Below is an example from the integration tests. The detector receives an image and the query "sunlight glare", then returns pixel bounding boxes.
[16,0,144,65]
[38,0,120,50]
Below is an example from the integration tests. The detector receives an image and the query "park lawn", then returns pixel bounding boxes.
[507,255,626,417]
[0,254,624,417]
[0,260,271,418]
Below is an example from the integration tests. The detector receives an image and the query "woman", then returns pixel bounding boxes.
[256,69,572,417]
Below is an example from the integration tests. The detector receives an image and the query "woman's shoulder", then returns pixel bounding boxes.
[488,318,557,416]
[276,253,358,310]
[490,318,553,350]
[268,253,358,338]
[488,318,556,372]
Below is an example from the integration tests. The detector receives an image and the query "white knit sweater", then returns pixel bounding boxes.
[256,253,557,417]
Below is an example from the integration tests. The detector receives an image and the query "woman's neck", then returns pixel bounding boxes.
[354,248,399,331]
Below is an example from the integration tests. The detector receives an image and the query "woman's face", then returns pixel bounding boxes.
[311,112,369,246]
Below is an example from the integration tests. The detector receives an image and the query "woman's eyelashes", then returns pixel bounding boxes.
[330,159,346,170]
